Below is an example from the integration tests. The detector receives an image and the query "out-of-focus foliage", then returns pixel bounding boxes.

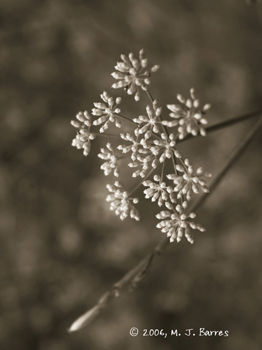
[0,0,261,349]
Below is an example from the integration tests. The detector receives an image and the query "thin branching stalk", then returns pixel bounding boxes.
[94,132,122,138]
[128,166,156,196]
[95,111,261,142]
[181,110,262,143]
[115,113,136,124]
[68,117,261,333]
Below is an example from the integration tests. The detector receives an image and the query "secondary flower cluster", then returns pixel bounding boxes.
[111,49,159,101]
[71,49,212,244]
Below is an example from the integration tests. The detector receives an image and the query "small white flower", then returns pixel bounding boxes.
[98,143,119,177]
[71,111,95,156]
[165,88,211,139]
[134,100,162,139]
[167,159,211,201]
[106,181,140,221]
[143,175,174,207]
[111,49,159,101]
[118,131,157,178]
[156,204,205,244]
[117,132,147,159]
[92,91,122,133]
[128,149,158,178]
[151,133,181,163]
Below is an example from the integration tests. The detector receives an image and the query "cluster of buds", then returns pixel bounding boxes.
[165,89,211,139]
[106,181,139,221]
[111,49,159,101]
[71,111,95,156]
[71,50,212,244]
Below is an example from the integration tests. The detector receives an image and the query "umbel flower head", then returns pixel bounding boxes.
[167,158,211,201]
[134,100,162,139]
[71,111,95,156]
[165,88,211,140]
[151,133,181,163]
[143,175,174,207]
[70,49,212,244]
[98,143,119,177]
[92,91,122,133]
[111,49,159,101]
[156,205,205,244]
[106,181,140,221]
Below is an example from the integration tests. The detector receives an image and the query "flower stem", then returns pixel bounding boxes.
[179,110,262,143]
[160,160,165,182]
[115,113,136,125]
[128,166,157,197]
[68,117,261,333]
[191,116,262,211]
[94,132,121,139]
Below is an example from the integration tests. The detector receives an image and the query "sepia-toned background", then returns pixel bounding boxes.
[0,0,261,349]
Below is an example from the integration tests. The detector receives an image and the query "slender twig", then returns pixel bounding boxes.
[145,89,154,103]
[180,110,262,143]
[160,160,165,182]
[115,113,136,125]
[94,132,121,139]
[68,117,261,333]
[128,166,157,197]
[207,110,261,132]
[68,254,152,332]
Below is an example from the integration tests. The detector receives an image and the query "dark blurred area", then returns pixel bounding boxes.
[0,0,262,349]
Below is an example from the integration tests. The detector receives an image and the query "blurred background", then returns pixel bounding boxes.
[0,0,262,349]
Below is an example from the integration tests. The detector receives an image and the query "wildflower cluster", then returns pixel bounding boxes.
[71,111,95,156]
[71,49,212,244]
[111,49,159,101]
[106,181,139,221]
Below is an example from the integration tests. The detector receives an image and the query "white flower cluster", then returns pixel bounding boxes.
[167,158,211,201]
[134,100,162,138]
[98,143,119,177]
[165,88,211,140]
[156,205,205,244]
[71,49,212,244]
[92,91,122,133]
[71,111,95,156]
[106,181,139,221]
[111,49,159,101]
[143,175,173,207]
